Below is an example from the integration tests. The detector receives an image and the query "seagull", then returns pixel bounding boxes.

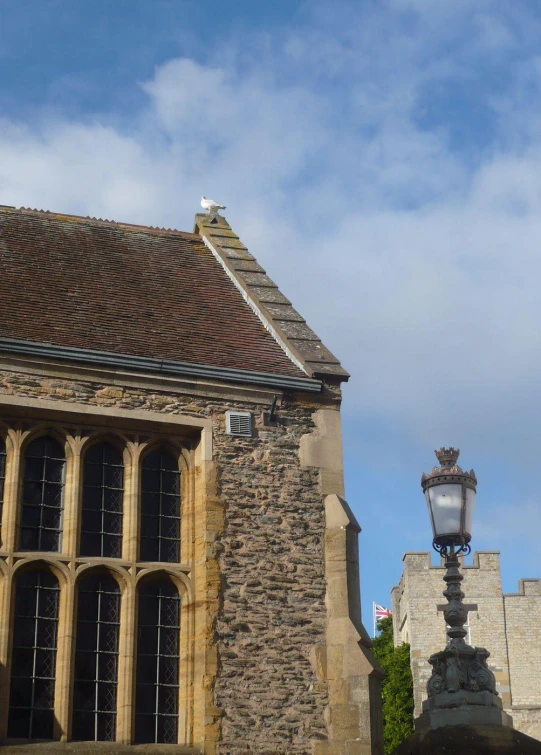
[201,196,226,213]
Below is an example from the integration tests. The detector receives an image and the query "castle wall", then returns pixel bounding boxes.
[503,579,541,740]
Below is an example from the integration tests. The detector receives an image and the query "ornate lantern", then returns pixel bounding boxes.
[421,447,476,555]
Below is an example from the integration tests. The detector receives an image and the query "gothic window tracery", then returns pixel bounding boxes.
[20,436,65,552]
[0,419,190,744]
[8,570,60,740]
[72,573,121,742]
[140,450,181,563]
[80,442,124,558]
[135,579,181,744]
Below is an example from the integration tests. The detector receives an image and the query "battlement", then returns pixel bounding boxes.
[505,578,541,597]
[401,550,501,572]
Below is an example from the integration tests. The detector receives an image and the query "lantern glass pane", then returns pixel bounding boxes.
[426,483,463,537]
[464,486,475,538]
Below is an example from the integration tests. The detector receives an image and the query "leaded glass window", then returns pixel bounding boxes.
[140,451,180,562]
[135,580,181,744]
[80,443,124,558]
[20,437,65,552]
[72,574,121,742]
[0,437,6,531]
[8,570,60,740]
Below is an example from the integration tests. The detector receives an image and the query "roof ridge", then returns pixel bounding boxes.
[0,205,198,239]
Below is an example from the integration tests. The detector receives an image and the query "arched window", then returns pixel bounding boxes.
[140,450,181,562]
[20,437,65,552]
[72,573,121,742]
[135,579,181,744]
[80,443,124,558]
[0,436,6,531]
[8,570,60,740]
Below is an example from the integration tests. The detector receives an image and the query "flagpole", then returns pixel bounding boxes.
[373,601,376,638]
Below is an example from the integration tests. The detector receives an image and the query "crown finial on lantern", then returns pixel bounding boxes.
[435,447,460,467]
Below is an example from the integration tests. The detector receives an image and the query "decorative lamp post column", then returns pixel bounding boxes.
[416,448,513,731]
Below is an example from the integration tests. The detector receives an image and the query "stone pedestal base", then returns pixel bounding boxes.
[416,689,514,731]
[393,724,541,754]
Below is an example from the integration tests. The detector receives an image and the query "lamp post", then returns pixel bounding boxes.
[416,448,513,730]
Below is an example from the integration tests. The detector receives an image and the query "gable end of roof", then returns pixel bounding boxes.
[194,213,350,382]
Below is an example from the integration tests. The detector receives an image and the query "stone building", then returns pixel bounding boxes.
[0,205,382,753]
[392,551,541,741]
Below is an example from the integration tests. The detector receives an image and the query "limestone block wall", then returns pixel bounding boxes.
[503,579,541,740]
[393,552,541,742]
[318,495,383,755]
[0,355,381,754]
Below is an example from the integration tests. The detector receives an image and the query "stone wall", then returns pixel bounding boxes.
[212,402,330,753]
[392,552,541,742]
[503,579,541,740]
[0,356,381,754]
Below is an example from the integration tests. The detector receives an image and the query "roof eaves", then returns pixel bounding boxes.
[0,337,323,393]
[194,213,350,382]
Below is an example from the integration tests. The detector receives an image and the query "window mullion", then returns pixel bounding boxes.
[2,433,22,554]
[62,443,80,558]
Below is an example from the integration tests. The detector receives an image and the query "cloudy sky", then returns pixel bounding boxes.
[2,0,541,629]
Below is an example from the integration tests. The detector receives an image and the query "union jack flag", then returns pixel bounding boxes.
[374,603,392,620]
[373,603,392,636]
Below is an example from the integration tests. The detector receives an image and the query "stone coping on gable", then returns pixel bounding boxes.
[194,213,350,382]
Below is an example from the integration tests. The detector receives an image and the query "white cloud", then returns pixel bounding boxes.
[2,0,541,474]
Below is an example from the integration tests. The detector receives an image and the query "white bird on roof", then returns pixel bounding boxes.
[201,196,226,213]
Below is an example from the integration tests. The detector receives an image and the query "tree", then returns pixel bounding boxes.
[372,615,415,754]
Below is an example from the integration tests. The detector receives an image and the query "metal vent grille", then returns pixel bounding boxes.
[226,411,253,437]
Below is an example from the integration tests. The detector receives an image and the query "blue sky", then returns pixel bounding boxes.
[2,0,541,631]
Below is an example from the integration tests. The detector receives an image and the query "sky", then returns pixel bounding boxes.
[2,0,541,631]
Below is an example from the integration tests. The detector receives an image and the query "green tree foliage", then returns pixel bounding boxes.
[372,615,414,754]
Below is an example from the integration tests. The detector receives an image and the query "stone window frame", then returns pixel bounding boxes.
[79,439,126,559]
[8,564,61,740]
[19,433,67,554]
[0,435,6,538]
[134,572,182,744]
[138,443,183,564]
[72,570,122,742]
[0,397,213,747]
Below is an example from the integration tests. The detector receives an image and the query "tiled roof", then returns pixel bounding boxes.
[0,207,309,380]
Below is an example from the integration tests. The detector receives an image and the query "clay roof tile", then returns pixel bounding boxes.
[0,207,310,380]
